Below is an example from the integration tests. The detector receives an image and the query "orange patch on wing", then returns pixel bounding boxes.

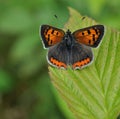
[50,57,67,68]
[44,27,65,46]
[72,58,91,69]
[74,28,100,46]
[72,25,105,47]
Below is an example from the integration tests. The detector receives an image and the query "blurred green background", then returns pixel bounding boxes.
[0,0,120,119]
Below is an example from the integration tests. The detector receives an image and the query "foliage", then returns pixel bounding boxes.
[0,0,120,119]
[49,7,120,119]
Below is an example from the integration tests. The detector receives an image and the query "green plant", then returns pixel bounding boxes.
[49,7,120,119]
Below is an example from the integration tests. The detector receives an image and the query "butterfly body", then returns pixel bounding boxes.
[40,24,104,69]
[63,30,73,47]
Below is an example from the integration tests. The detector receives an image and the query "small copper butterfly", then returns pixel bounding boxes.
[40,24,104,69]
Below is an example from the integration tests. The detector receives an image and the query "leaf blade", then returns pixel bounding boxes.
[49,7,120,119]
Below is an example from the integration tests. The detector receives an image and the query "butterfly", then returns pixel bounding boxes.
[40,24,104,69]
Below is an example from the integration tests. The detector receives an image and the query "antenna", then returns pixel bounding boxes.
[54,14,58,19]
[53,14,66,29]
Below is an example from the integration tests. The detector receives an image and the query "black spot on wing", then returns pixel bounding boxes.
[56,32,59,35]
[48,34,50,41]
[93,34,95,41]
[82,32,84,35]
[51,29,55,34]
[50,40,52,44]
[89,40,91,44]
[94,28,99,35]
[87,30,91,34]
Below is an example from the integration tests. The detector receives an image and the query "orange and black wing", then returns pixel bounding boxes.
[40,25,65,48]
[72,25,104,47]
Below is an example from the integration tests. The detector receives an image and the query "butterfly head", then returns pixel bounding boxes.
[63,29,74,47]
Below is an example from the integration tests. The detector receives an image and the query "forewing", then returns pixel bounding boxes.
[40,25,65,48]
[73,25,104,47]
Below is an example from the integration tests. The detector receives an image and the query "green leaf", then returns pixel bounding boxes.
[49,7,120,119]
